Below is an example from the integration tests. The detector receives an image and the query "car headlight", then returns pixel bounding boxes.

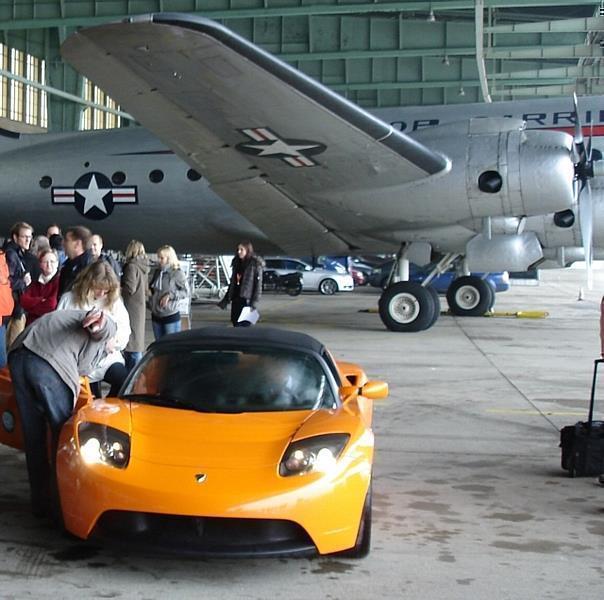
[280,434,350,476]
[78,422,130,469]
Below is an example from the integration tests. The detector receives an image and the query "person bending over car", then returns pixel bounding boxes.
[8,308,117,518]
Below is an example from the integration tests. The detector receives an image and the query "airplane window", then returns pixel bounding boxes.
[112,171,126,185]
[149,169,164,184]
[187,169,202,181]
[39,176,52,189]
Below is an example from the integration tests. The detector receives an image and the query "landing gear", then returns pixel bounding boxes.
[378,281,438,332]
[446,276,494,316]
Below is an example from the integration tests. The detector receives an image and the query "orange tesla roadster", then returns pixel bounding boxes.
[0,326,387,557]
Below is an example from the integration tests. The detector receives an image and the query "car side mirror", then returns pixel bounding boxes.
[339,385,358,400]
[360,381,388,400]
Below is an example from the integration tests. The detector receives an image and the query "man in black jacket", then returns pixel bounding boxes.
[58,225,93,298]
[4,221,36,346]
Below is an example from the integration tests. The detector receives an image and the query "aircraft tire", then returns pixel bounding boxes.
[378,281,437,332]
[446,276,494,316]
[425,284,441,328]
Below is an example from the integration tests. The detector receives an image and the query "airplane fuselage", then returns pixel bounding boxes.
[1,95,603,259]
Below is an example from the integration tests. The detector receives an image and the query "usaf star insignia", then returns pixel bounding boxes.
[51,172,138,220]
[236,127,326,167]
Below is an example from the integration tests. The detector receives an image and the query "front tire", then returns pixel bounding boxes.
[378,281,437,332]
[446,276,494,317]
[319,278,338,295]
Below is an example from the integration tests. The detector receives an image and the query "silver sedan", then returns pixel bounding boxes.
[264,258,354,295]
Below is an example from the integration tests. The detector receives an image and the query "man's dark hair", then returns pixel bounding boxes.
[49,233,63,251]
[65,225,92,246]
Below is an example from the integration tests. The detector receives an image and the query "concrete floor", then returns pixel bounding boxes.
[1,269,603,599]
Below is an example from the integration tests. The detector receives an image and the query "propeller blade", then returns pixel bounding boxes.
[573,92,586,164]
[579,180,594,290]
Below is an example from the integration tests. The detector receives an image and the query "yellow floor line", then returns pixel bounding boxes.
[486,408,588,416]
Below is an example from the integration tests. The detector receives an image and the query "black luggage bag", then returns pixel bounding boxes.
[560,358,604,477]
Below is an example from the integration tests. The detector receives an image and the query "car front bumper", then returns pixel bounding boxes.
[56,436,371,556]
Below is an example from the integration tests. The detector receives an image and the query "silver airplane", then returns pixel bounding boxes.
[1,13,601,332]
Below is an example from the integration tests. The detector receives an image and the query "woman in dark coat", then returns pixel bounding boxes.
[121,240,150,370]
[218,241,264,327]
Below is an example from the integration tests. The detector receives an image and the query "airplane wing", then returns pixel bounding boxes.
[61,13,449,255]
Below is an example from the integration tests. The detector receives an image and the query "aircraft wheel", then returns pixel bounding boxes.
[319,278,338,295]
[378,282,436,332]
[446,276,494,316]
[425,284,441,328]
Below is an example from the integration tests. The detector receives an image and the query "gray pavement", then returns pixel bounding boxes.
[1,269,604,599]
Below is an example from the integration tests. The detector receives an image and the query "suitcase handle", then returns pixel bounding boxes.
[588,358,604,425]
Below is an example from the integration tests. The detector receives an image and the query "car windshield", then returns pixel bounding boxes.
[122,347,336,413]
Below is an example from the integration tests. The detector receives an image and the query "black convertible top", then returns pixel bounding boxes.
[149,326,326,356]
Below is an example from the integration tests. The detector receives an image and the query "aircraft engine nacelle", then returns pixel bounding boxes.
[411,118,575,222]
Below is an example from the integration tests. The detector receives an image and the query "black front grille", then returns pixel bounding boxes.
[92,511,317,557]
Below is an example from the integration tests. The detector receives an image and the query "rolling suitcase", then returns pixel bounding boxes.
[560,358,604,477]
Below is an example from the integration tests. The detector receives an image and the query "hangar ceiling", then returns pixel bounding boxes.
[0,1,602,131]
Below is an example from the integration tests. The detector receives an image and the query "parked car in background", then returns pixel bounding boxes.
[264,258,354,295]
[351,268,367,287]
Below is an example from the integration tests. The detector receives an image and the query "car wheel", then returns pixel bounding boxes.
[339,481,372,558]
[446,276,494,316]
[319,278,338,295]
[378,281,437,332]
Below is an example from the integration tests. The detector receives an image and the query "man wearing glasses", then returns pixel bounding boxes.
[4,221,36,347]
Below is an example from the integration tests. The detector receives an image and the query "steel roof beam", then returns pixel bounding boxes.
[330,76,576,92]
[0,2,601,31]
[488,44,602,58]
[486,16,604,33]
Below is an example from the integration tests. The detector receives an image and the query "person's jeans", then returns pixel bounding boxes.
[152,319,181,340]
[8,348,73,516]
[124,351,143,372]
[89,361,130,398]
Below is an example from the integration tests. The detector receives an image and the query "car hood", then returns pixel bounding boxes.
[129,403,312,468]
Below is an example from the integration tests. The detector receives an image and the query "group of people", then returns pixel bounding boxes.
[0,224,264,518]
[0,223,194,384]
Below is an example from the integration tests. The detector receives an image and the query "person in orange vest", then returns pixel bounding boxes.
[0,248,15,368]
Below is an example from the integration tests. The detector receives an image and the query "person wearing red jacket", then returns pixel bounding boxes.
[20,249,59,326]
[0,249,15,368]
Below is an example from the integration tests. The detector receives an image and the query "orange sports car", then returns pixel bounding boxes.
[0,326,387,557]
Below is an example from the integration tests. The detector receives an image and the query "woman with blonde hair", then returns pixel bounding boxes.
[149,244,189,340]
[57,261,131,397]
[121,240,150,369]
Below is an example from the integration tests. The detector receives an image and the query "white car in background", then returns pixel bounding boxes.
[264,257,354,295]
